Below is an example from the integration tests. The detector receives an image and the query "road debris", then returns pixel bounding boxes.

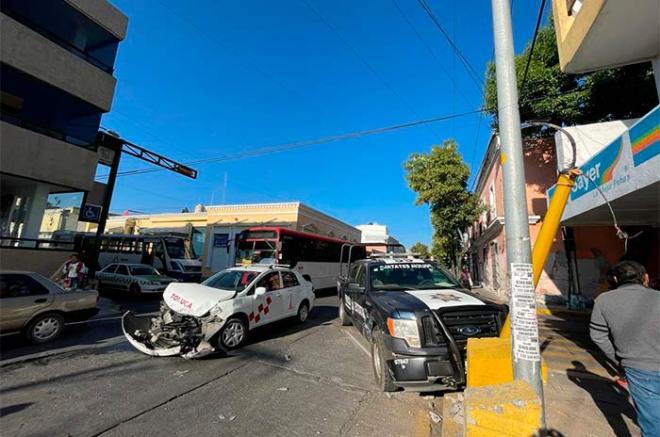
[429,411,442,424]
[173,370,190,377]
[283,353,292,361]
[276,387,289,391]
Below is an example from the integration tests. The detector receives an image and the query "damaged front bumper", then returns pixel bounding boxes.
[121,310,222,359]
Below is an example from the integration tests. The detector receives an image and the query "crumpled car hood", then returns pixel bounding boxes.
[163,282,235,317]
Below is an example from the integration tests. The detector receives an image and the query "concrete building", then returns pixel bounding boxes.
[552,0,660,98]
[0,0,128,275]
[355,223,404,253]
[39,207,91,239]
[468,134,567,302]
[99,202,362,277]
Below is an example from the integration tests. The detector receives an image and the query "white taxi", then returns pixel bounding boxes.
[122,265,315,358]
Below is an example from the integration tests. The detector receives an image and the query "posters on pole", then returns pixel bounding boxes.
[510,263,541,362]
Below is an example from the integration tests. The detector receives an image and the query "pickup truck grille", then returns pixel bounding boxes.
[440,310,501,341]
[420,308,503,347]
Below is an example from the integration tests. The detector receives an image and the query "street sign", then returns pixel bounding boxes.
[79,203,103,223]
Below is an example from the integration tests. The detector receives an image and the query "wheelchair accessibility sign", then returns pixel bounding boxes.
[79,203,103,223]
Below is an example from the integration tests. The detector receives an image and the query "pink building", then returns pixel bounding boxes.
[468,134,568,303]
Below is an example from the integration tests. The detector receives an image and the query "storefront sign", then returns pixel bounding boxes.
[630,106,659,167]
[548,105,659,222]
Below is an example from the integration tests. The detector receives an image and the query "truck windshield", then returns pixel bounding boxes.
[370,263,458,291]
[203,270,259,292]
[237,240,277,264]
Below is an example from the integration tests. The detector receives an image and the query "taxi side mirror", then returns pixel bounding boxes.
[255,286,267,297]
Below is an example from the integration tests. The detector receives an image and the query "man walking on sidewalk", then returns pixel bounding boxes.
[590,261,660,436]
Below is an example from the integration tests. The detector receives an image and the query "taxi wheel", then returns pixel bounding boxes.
[218,317,247,350]
[26,313,64,344]
[339,298,352,326]
[296,301,310,324]
[129,283,141,294]
[371,329,397,392]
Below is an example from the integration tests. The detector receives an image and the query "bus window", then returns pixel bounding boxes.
[108,238,120,253]
[135,239,144,254]
[164,238,194,260]
[120,239,134,253]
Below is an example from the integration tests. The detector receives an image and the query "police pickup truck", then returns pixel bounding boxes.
[338,255,507,392]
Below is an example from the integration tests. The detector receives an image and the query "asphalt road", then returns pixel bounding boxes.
[0,292,441,437]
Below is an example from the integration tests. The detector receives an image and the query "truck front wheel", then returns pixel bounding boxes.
[371,329,397,392]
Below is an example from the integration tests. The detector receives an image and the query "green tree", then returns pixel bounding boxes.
[404,140,483,270]
[484,21,657,127]
[409,242,431,258]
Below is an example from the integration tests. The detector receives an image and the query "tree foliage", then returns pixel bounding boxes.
[485,21,657,127]
[409,242,431,259]
[404,140,483,269]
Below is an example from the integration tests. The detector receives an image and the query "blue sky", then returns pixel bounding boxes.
[101,0,550,248]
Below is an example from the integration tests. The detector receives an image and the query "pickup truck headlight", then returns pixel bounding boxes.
[386,317,421,348]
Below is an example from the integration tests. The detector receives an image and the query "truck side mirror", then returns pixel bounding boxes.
[255,286,267,297]
[347,282,365,293]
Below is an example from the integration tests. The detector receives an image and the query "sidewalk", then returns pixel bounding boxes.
[471,288,640,436]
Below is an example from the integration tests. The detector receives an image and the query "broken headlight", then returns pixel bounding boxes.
[386,317,421,348]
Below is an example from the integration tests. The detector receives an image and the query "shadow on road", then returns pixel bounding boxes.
[0,402,33,417]
[567,360,637,437]
[241,304,338,347]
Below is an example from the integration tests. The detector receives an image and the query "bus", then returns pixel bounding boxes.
[235,227,366,290]
[58,232,203,282]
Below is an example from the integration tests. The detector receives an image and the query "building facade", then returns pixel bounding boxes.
[550,110,660,295]
[0,0,128,276]
[100,202,362,277]
[468,134,568,303]
[355,223,404,253]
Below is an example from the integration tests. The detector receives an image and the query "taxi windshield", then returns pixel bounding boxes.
[370,263,458,291]
[203,270,259,292]
[130,266,160,276]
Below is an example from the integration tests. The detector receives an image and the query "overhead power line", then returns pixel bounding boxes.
[105,87,591,179]
[300,0,440,140]
[391,0,470,108]
[109,108,484,178]
[415,0,484,92]
[520,0,547,93]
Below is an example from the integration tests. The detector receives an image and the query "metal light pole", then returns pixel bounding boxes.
[491,0,545,425]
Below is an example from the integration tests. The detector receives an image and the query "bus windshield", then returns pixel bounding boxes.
[237,240,277,264]
[164,238,195,260]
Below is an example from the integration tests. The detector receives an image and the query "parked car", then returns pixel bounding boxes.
[122,265,315,358]
[0,271,99,344]
[337,255,507,392]
[96,263,178,294]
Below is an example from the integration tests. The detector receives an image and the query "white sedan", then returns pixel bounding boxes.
[96,263,177,294]
[122,265,315,358]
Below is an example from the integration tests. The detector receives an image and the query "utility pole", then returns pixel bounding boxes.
[490,0,546,426]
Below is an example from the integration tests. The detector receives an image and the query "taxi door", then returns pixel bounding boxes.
[251,272,285,327]
[279,271,304,317]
